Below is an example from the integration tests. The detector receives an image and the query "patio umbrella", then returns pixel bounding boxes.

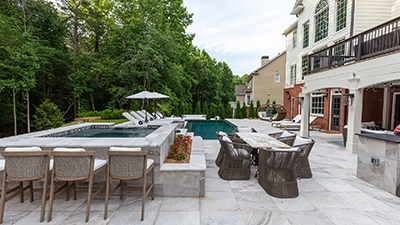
[126,91,169,121]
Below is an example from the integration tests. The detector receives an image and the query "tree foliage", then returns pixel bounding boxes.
[0,0,238,136]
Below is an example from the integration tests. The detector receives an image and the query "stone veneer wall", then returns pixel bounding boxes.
[357,135,400,196]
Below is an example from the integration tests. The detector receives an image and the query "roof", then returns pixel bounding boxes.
[282,20,298,35]
[235,85,247,96]
[247,51,286,83]
[290,0,304,15]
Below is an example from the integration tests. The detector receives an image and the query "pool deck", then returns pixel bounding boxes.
[2,119,400,224]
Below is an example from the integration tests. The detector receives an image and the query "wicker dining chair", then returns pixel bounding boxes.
[104,147,155,221]
[0,147,51,223]
[258,147,300,198]
[217,136,252,180]
[47,148,107,222]
[293,137,315,178]
[268,131,297,147]
[215,131,249,167]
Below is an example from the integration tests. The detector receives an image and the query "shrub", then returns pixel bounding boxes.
[33,99,64,131]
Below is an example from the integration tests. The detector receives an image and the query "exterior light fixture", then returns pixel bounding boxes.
[297,96,304,105]
[343,93,354,106]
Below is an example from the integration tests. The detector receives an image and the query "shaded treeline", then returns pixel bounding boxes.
[0,0,243,135]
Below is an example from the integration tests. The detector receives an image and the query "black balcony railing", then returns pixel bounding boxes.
[308,16,400,74]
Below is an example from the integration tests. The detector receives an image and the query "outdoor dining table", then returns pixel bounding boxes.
[235,132,300,198]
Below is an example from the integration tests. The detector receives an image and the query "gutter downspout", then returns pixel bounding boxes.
[350,0,355,36]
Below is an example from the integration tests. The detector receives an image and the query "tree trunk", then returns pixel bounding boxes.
[90,93,95,111]
[13,89,17,136]
[26,90,30,133]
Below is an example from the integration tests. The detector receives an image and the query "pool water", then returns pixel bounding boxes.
[185,120,236,140]
[64,127,157,138]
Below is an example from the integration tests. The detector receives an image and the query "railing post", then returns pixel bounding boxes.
[357,34,363,61]
[328,47,333,68]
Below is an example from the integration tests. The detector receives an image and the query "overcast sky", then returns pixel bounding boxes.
[183,0,297,76]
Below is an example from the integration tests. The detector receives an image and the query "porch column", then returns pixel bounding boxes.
[346,88,363,154]
[300,93,311,137]
[382,87,389,129]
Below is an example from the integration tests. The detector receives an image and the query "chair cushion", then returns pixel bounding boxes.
[0,159,4,171]
[281,131,295,137]
[271,147,299,152]
[94,159,107,171]
[222,136,232,143]
[237,127,253,132]
[147,159,154,170]
[5,146,42,152]
[217,131,228,136]
[53,147,86,152]
[109,147,142,151]
[294,136,312,146]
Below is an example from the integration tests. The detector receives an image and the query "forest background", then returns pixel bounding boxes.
[0,0,250,136]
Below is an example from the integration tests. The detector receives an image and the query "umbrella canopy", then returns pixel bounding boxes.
[126,91,169,99]
[126,91,169,121]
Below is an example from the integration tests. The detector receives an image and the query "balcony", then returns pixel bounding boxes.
[308,16,400,74]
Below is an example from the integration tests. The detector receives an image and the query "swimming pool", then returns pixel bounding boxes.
[41,125,159,138]
[185,120,236,140]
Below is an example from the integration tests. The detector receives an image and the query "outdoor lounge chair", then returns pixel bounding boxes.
[48,148,107,222]
[272,114,301,127]
[268,131,297,146]
[293,136,315,178]
[141,110,156,120]
[104,147,154,221]
[136,110,152,122]
[217,136,252,180]
[278,116,317,130]
[0,147,51,223]
[123,112,144,125]
[130,111,146,124]
[258,147,300,198]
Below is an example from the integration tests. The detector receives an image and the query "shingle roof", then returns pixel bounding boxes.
[235,85,247,96]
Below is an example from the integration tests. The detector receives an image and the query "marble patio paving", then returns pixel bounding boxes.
[2,119,400,224]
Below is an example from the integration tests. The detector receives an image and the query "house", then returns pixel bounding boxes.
[282,0,400,153]
[235,85,247,103]
[245,53,286,107]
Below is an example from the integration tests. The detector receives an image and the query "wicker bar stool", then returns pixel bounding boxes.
[0,147,51,223]
[47,148,107,222]
[104,147,154,221]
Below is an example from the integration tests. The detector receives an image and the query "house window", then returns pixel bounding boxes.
[336,0,347,31]
[293,30,297,48]
[311,90,325,115]
[275,73,280,82]
[303,21,309,48]
[290,65,296,86]
[315,0,329,42]
[301,55,308,79]
[313,50,327,71]
[247,95,250,105]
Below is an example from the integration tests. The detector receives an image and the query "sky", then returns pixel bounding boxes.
[182,0,297,76]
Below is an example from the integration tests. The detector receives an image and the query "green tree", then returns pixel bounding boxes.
[225,103,233,118]
[208,103,216,119]
[241,102,247,118]
[218,104,224,119]
[33,99,64,131]
[249,100,256,118]
[195,101,201,114]
[234,102,241,119]
[256,100,261,113]
[202,102,209,116]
